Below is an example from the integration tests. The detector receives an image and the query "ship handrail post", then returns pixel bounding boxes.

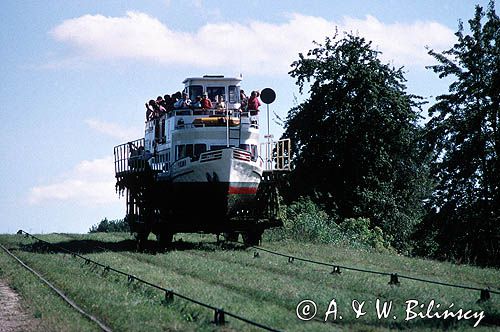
[226,102,230,147]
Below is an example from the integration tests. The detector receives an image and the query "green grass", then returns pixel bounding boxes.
[0,232,499,331]
[0,241,99,331]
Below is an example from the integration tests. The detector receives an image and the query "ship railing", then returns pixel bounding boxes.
[259,138,292,172]
[146,108,259,131]
[114,138,162,175]
[170,108,240,117]
[166,108,259,129]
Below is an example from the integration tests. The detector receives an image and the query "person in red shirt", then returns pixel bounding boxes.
[247,90,261,115]
[201,93,213,109]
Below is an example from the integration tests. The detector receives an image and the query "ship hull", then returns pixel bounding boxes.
[153,148,265,233]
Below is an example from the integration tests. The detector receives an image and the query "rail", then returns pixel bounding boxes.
[168,108,246,118]
[149,109,259,131]
[260,138,291,172]
[240,241,498,302]
[0,242,112,331]
[17,230,282,332]
[114,138,165,175]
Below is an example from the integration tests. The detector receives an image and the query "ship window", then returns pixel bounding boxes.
[189,85,203,101]
[238,144,257,159]
[229,86,238,103]
[164,151,170,171]
[239,144,250,151]
[211,145,234,151]
[210,145,225,151]
[251,144,258,161]
[176,145,186,159]
[194,144,206,156]
[186,144,194,158]
[207,86,225,102]
[176,144,207,161]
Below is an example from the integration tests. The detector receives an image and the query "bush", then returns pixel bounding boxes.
[267,197,393,252]
[338,218,393,252]
[89,218,129,233]
[280,196,341,243]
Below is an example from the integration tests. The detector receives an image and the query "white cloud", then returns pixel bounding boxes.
[28,156,119,206]
[85,118,142,141]
[50,11,455,75]
[341,15,455,67]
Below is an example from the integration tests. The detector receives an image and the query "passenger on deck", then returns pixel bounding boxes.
[156,96,167,115]
[145,100,159,120]
[156,96,164,106]
[247,90,261,115]
[171,91,181,108]
[174,92,191,108]
[240,89,248,110]
[145,101,153,121]
[163,94,174,113]
[128,142,152,164]
[192,96,202,108]
[201,93,213,109]
[216,95,226,112]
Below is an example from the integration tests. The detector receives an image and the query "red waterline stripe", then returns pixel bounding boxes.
[228,186,258,194]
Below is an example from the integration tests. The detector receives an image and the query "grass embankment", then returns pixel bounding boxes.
[0,232,498,331]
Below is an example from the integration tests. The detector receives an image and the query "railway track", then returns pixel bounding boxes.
[40,233,338,328]
[17,231,283,332]
[10,231,500,330]
[59,232,500,302]
[44,234,305,321]
[0,242,112,332]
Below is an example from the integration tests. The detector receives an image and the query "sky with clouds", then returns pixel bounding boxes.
[1,0,496,233]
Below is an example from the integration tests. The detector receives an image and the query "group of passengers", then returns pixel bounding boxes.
[145,89,261,121]
[145,92,184,121]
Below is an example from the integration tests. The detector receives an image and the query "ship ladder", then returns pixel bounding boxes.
[229,121,241,145]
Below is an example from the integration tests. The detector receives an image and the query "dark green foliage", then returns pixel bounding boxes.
[268,197,393,251]
[419,1,500,266]
[339,217,393,252]
[89,217,129,233]
[278,196,340,243]
[283,32,431,250]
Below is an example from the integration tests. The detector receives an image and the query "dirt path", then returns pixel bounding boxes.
[0,280,36,332]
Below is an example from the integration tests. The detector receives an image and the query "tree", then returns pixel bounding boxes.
[282,32,431,250]
[89,218,129,233]
[419,1,500,266]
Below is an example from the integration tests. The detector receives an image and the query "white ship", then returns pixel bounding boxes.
[114,75,290,247]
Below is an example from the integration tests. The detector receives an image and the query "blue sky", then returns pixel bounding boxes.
[1,0,496,234]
